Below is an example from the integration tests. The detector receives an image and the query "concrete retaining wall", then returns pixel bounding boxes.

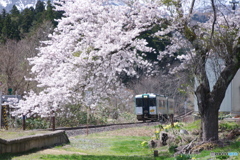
[0,130,69,154]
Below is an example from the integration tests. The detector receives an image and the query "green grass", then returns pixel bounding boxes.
[181,119,201,131]
[0,130,51,140]
[34,141,240,160]
[219,121,240,131]
[63,134,154,156]
[1,120,240,160]
[0,149,43,160]
[40,154,167,160]
[0,127,173,160]
[189,141,240,160]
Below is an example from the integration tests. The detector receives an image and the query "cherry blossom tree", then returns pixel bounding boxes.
[13,0,165,118]
[14,0,240,142]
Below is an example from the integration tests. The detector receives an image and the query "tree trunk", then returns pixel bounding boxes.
[195,63,239,141]
[201,106,219,141]
[196,83,219,141]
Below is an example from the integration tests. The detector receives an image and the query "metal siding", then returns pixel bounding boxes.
[194,81,232,112]
[231,69,240,114]
[194,77,199,112]
[194,59,232,112]
[0,91,2,128]
[156,96,159,114]
[158,97,168,114]
[168,99,174,114]
[219,83,232,112]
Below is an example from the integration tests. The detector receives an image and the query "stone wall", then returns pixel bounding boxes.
[0,130,69,154]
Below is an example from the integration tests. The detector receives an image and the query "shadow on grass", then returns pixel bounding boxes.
[0,148,40,160]
[0,150,170,160]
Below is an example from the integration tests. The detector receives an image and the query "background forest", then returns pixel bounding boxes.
[0,0,62,96]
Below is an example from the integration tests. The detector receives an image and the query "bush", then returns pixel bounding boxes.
[26,117,50,129]
[5,117,22,129]
[219,121,239,131]
[216,155,230,160]
[169,145,178,153]
[116,112,137,123]
[218,113,232,120]
[55,104,108,127]
[175,154,191,160]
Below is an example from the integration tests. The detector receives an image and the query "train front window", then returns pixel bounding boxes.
[136,98,143,107]
[143,98,149,108]
[149,98,156,106]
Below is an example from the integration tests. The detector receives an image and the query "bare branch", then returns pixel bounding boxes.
[189,0,195,14]
[211,0,217,39]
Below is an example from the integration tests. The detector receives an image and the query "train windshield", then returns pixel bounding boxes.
[149,98,156,106]
[136,98,143,107]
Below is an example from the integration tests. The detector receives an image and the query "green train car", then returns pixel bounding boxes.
[135,93,174,122]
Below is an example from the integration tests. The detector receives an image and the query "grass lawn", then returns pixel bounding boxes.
[0,121,240,160]
[181,120,201,131]
[0,126,173,160]
[0,129,51,140]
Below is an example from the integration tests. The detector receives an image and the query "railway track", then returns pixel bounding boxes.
[54,111,194,137]
[174,110,195,121]
[55,121,159,137]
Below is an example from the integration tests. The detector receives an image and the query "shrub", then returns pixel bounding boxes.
[55,104,107,127]
[219,121,239,131]
[141,141,148,148]
[26,117,49,129]
[169,145,178,153]
[218,113,232,120]
[216,155,230,160]
[175,154,191,160]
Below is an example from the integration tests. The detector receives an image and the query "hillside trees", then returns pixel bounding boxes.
[0,0,59,95]
[0,0,61,42]
[20,7,35,33]
[10,5,20,16]
[0,21,55,95]
[45,0,55,23]
[0,40,33,95]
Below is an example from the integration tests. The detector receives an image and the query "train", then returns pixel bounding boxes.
[135,93,174,122]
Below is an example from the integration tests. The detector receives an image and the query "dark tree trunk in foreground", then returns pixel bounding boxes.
[195,63,239,141]
[173,0,240,142]
[200,101,219,141]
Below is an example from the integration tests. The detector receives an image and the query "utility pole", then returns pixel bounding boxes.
[230,0,239,10]
[0,90,2,128]
[0,81,2,128]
